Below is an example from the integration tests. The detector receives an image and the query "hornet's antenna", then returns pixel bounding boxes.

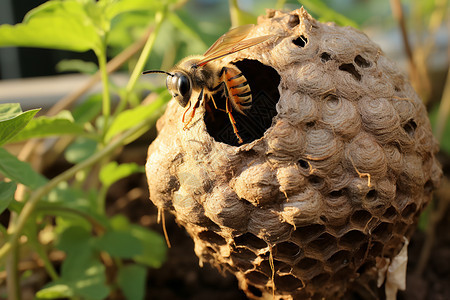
[142,70,174,76]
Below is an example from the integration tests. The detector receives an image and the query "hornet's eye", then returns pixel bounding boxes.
[166,72,191,107]
[177,75,190,97]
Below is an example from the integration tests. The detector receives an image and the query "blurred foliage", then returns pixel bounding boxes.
[0,0,448,299]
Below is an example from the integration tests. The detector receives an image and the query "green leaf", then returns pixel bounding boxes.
[46,181,97,214]
[56,59,99,74]
[109,214,131,230]
[229,0,257,27]
[105,94,168,142]
[57,226,92,254]
[8,111,85,143]
[71,94,103,124]
[64,137,98,164]
[0,181,16,214]
[429,106,450,155]
[0,1,101,52]
[36,284,73,299]
[130,224,166,268]
[109,215,166,267]
[55,226,109,299]
[72,260,109,300]
[299,0,359,28]
[40,256,109,300]
[94,230,142,259]
[99,162,144,188]
[418,199,432,231]
[0,148,47,189]
[105,0,163,21]
[0,103,22,120]
[117,264,147,300]
[168,12,208,49]
[0,103,40,146]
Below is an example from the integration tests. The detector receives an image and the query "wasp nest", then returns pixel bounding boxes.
[146,8,442,299]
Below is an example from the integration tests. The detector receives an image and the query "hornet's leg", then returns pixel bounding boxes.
[224,90,244,144]
[182,100,192,124]
[183,88,203,130]
[210,74,227,113]
[216,66,244,144]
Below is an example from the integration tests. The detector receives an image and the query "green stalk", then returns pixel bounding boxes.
[0,115,159,263]
[98,40,111,140]
[6,248,19,300]
[229,0,240,28]
[98,184,108,215]
[36,205,106,234]
[30,236,59,281]
[114,9,167,115]
[276,0,286,10]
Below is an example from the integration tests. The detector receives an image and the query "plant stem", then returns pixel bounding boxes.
[98,41,111,139]
[229,0,240,28]
[30,236,59,281]
[276,0,286,10]
[115,9,166,115]
[389,0,430,100]
[98,184,108,215]
[6,248,20,300]
[36,204,106,234]
[0,115,159,263]
[434,66,450,141]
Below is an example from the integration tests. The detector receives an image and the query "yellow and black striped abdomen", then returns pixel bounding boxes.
[222,65,252,114]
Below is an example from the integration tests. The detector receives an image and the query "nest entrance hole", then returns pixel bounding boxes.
[339,63,361,81]
[205,59,281,146]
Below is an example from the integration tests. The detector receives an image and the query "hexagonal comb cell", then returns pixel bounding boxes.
[146,7,441,300]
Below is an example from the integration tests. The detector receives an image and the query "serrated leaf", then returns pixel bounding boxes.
[105,95,168,142]
[94,230,142,258]
[65,137,98,164]
[99,162,144,188]
[0,103,40,146]
[0,1,101,52]
[117,264,147,300]
[0,148,47,189]
[8,110,85,143]
[0,181,16,214]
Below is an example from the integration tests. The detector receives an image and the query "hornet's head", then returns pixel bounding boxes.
[143,70,192,107]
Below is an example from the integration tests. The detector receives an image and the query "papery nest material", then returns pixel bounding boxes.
[146,7,442,299]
